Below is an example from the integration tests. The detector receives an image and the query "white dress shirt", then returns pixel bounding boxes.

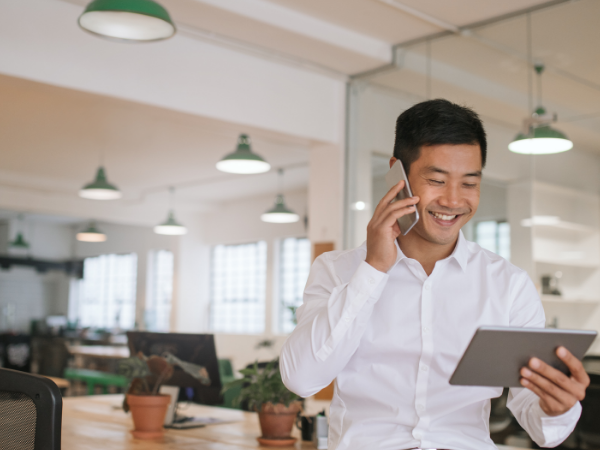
[280,232,581,450]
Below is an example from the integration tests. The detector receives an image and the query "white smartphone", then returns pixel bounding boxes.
[384,160,419,235]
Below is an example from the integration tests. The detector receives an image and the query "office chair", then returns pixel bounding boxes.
[577,371,600,448]
[0,367,62,450]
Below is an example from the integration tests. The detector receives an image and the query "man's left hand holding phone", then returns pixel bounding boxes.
[365,170,419,274]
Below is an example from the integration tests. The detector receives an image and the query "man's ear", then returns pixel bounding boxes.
[389,157,397,169]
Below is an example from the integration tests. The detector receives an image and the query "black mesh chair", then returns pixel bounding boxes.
[0,368,62,450]
[578,371,600,448]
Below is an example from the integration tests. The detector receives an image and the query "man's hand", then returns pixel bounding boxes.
[520,346,590,416]
[365,181,419,273]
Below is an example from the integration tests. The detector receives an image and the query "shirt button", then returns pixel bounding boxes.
[420,365,428,372]
[424,283,431,291]
[416,403,424,412]
[368,277,375,284]
[423,327,430,334]
[344,317,351,323]
[413,431,422,440]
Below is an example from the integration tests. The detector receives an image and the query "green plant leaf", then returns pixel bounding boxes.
[117,357,151,379]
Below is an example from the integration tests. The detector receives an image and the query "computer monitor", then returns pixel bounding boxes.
[126,332,222,405]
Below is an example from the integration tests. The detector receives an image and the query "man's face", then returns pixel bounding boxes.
[392,144,482,246]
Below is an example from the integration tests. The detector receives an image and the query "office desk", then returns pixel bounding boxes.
[62,395,527,450]
[67,345,130,359]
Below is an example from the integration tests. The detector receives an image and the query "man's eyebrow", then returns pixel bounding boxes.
[423,166,482,178]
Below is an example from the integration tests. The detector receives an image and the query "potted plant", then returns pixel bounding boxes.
[117,351,211,439]
[222,358,301,447]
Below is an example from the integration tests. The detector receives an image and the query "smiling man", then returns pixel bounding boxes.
[280,100,588,450]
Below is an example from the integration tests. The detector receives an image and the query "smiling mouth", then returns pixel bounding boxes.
[428,211,462,225]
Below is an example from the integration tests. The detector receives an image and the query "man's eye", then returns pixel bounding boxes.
[463,183,477,188]
[429,180,444,184]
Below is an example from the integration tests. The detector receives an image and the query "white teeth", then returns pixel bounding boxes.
[431,212,457,221]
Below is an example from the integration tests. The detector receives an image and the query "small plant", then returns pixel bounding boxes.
[222,358,299,411]
[118,351,211,411]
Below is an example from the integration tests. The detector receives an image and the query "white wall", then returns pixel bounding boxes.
[173,189,307,371]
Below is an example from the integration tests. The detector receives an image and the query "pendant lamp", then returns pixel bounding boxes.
[79,166,122,200]
[508,29,572,155]
[10,232,30,249]
[154,187,187,235]
[10,215,30,250]
[216,134,271,174]
[77,223,107,242]
[261,169,299,223]
[79,0,176,42]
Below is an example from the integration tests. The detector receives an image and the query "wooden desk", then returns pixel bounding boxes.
[62,395,529,450]
[67,345,130,359]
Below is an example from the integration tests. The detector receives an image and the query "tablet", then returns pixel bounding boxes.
[449,326,597,387]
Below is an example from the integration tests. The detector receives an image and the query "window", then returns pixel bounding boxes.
[70,253,137,330]
[279,237,311,334]
[476,221,510,260]
[210,241,267,334]
[145,250,174,332]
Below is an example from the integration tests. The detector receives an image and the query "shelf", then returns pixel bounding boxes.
[541,295,600,305]
[529,221,597,234]
[534,258,600,268]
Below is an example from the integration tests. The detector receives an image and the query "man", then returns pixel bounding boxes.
[280,99,589,450]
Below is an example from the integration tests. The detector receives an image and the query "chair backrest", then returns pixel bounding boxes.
[578,372,600,446]
[0,368,62,450]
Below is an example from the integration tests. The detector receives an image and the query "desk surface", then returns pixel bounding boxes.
[67,345,130,359]
[61,395,527,450]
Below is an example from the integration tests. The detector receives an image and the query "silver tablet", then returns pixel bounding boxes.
[449,326,597,387]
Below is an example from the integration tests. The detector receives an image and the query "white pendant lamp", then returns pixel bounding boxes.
[154,187,187,235]
[216,134,271,174]
[79,166,122,200]
[77,222,107,242]
[261,169,299,224]
[79,0,176,42]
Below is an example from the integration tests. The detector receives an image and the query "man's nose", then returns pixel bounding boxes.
[438,185,462,209]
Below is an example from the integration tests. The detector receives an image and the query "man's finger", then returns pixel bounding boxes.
[528,358,578,394]
[380,205,418,229]
[520,378,566,416]
[373,181,405,217]
[556,346,590,387]
[371,195,419,228]
[521,366,576,406]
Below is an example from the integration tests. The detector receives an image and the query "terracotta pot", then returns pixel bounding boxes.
[258,401,302,440]
[126,394,171,439]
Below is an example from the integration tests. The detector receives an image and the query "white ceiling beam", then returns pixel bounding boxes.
[192,0,392,63]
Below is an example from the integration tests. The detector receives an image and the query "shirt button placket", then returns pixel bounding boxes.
[414,278,434,442]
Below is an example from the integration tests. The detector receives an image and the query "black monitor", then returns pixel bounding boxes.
[126,332,222,405]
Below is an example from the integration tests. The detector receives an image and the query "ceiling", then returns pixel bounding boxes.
[367,0,600,153]
[1,0,599,226]
[0,74,310,212]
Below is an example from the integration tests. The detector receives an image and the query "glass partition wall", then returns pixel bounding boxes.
[344,0,600,351]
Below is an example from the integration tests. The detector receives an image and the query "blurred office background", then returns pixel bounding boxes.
[0,0,599,447]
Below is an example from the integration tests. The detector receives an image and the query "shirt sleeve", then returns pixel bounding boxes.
[280,254,389,398]
[506,271,581,448]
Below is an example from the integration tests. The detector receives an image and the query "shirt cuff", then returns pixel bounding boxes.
[349,261,389,303]
[536,399,581,445]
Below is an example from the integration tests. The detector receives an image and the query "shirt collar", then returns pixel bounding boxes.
[393,230,469,272]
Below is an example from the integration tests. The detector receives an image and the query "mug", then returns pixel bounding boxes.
[295,415,314,441]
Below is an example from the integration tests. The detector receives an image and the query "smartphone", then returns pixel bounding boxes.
[384,160,419,235]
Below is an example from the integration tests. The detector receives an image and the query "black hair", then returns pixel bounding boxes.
[393,99,487,174]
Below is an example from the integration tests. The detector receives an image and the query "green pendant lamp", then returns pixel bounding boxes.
[79,0,176,42]
[508,106,573,155]
[10,232,30,249]
[154,210,187,235]
[154,187,187,235]
[509,55,572,154]
[261,169,299,223]
[79,166,122,200]
[77,222,107,242]
[216,134,271,174]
